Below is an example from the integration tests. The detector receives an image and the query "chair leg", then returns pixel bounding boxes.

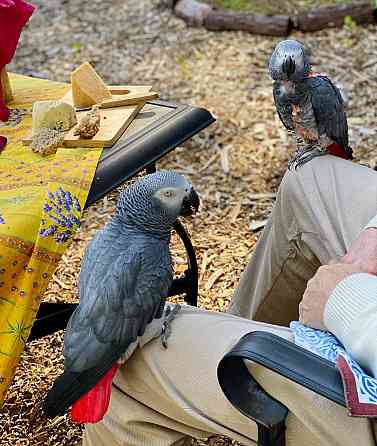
[257,422,286,446]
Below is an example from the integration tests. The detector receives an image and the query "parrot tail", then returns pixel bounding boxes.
[327,143,353,160]
[70,363,119,424]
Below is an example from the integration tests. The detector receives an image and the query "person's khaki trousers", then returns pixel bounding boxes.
[83,156,377,446]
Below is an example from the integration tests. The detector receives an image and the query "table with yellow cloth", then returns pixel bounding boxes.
[0,74,103,405]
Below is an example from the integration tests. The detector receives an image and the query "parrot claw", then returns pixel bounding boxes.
[161,304,181,349]
[288,144,327,170]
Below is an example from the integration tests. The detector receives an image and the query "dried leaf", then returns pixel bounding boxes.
[248,193,276,199]
[219,146,230,174]
[229,202,242,223]
[250,219,268,232]
[199,250,208,283]
[205,269,224,291]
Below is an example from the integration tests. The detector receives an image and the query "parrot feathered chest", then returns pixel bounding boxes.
[289,96,318,142]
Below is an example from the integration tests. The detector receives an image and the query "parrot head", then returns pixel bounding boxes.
[268,39,311,83]
[116,171,199,234]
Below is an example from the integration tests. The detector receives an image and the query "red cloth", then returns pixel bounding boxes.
[0,0,35,120]
[337,355,377,417]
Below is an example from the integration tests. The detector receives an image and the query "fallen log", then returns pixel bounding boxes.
[295,2,376,32]
[204,10,291,36]
[172,0,376,35]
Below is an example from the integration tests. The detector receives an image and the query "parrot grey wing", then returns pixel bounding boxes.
[273,81,294,130]
[71,247,171,370]
[43,246,172,417]
[307,75,351,155]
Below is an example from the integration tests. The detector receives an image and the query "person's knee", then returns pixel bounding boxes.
[276,155,344,211]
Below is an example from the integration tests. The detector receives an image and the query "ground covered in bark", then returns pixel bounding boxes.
[2,0,377,444]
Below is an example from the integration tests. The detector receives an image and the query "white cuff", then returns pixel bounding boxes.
[364,215,377,231]
[324,273,377,377]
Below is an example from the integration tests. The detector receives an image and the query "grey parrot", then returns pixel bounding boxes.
[268,39,353,169]
[43,171,200,423]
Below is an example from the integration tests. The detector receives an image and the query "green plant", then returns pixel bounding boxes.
[71,42,82,53]
[175,55,192,80]
[216,0,251,11]
[343,15,357,31]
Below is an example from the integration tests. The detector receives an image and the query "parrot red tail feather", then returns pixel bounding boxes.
[70,363,119,424]
[327,142,353,160]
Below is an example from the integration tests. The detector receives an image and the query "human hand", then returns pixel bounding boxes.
[299,263,364,330]
[339,228,377,275]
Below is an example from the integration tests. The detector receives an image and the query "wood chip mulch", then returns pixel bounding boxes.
[2,0,377,444]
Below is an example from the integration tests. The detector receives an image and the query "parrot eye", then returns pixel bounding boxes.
[163,190,174,198]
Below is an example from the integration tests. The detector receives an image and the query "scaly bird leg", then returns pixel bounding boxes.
[288,140,327,171]
[288,142,313,170]
[293,145,328,169]
[161,304,181,349]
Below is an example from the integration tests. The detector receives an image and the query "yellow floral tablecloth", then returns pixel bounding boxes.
[0,74,103,405]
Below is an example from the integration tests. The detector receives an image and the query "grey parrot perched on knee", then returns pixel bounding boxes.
[43,171,200,423]
[268,39,353,169]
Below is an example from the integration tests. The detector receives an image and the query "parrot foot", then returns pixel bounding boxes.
[288,145,327,170]
[161,304,181,349]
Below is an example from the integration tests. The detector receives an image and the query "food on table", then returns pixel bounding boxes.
[71,62,112,109]
[32,100,77,135]
[30,128,65,156]
[73,105,101,139]
[30,100,77,156]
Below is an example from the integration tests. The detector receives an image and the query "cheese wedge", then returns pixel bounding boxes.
[32,100,77,136]
[71,62,112,109]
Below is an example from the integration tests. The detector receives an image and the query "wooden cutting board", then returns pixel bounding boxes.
[61,85,157,110]
[23,102,145,148]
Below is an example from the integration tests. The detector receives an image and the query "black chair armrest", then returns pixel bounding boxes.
[85,101,215,207]
[218,337,288,429]
[218,331,346,416]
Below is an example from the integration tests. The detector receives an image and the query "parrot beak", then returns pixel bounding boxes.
[180,188,200,217]
[282,55,296,79]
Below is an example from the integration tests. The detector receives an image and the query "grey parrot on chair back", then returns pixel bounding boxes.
[269,39,352,169]
[43,171,200,423]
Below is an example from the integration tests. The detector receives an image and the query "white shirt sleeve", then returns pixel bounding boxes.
[364,215,377,230]
[324,273,377,377]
